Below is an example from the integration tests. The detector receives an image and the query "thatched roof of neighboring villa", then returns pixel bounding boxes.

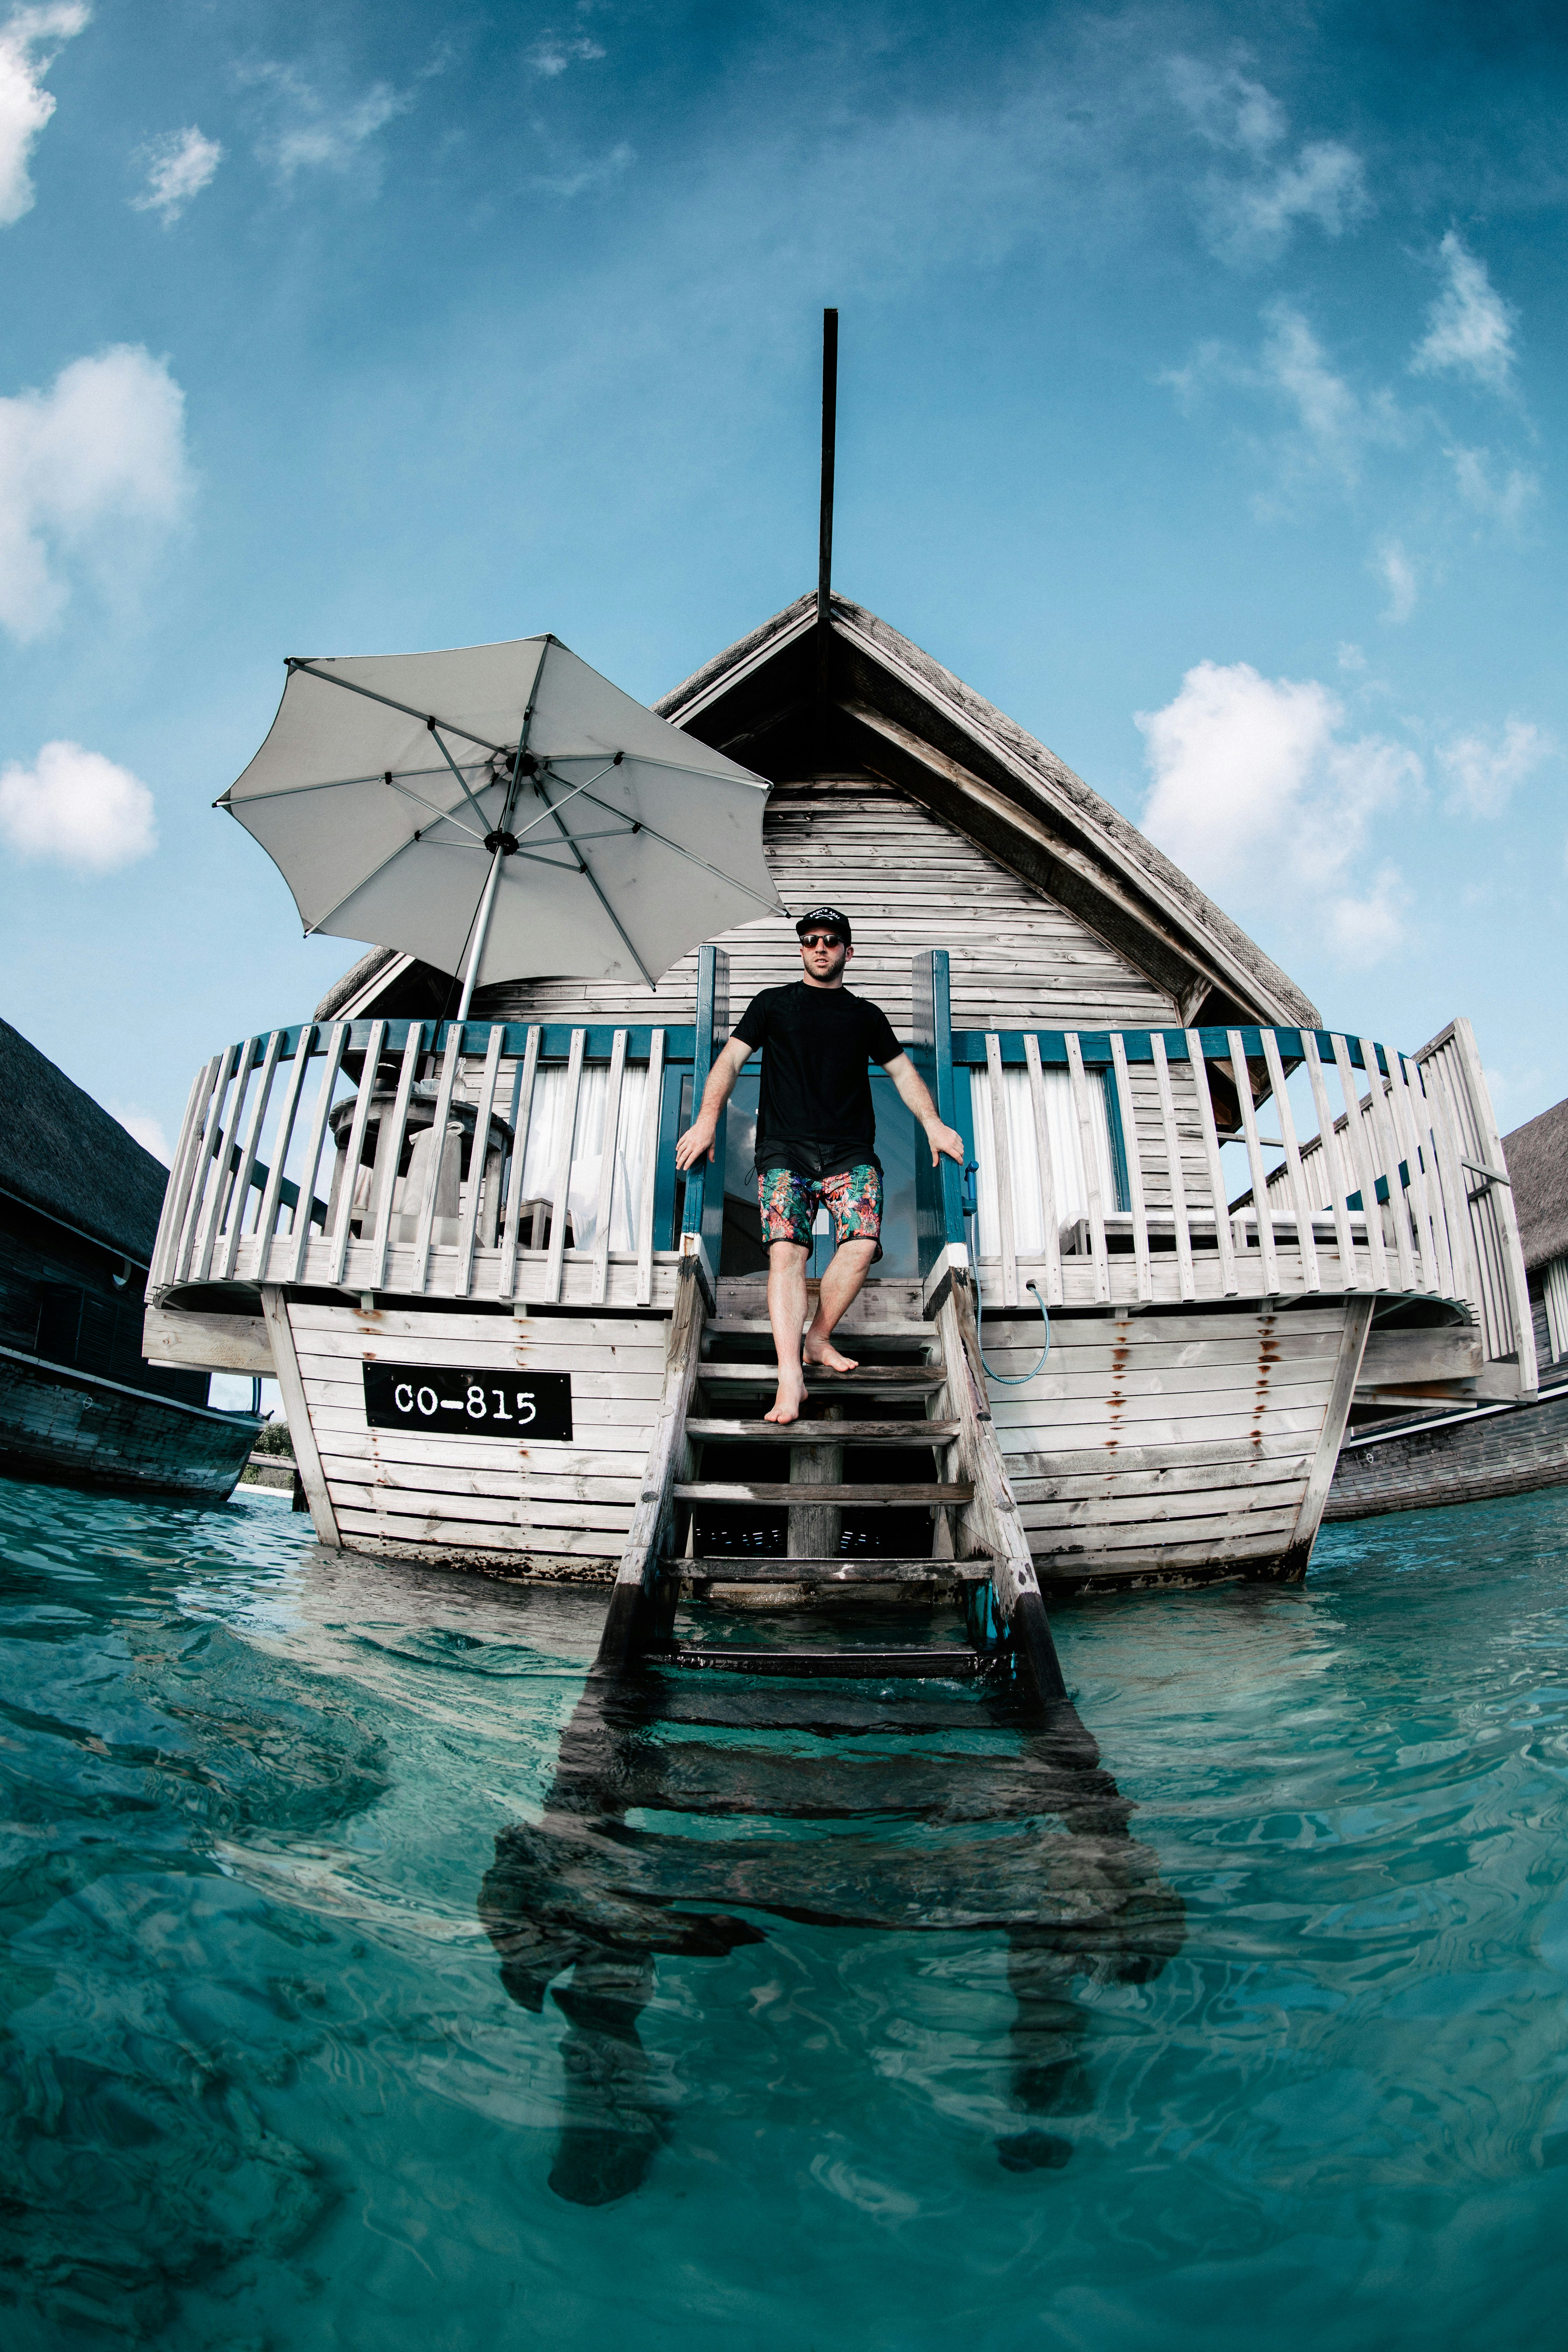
[0,1018,168,1266]
[1503,1095,1568,1272]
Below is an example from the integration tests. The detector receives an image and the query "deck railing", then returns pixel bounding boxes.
[909,952,1534,1377]
[151,1013,699,1310]
[150,947,1533,1382]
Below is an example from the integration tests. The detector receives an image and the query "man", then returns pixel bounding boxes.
[674,906,965,1424]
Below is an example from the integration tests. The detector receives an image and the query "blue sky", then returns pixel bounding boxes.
[2,0,1565,1164]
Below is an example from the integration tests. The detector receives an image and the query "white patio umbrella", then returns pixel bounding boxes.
[218,633,784,1014]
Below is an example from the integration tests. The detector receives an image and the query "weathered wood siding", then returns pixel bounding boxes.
[290,1300,666,1567]
[979,1305,1351,1586]
[1325,1380,1568,1521]
[473,779,1179,1035]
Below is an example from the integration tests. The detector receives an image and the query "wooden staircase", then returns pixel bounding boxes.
[593,1260,1071,1720]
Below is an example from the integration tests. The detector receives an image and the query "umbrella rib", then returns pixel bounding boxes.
[216,762,462,808]
[381,776,488,843]
[428,725,499,834]
[546,747,766,785]
[533,778,658,991]
[285,659,513,754]
[512,761,618,843]
[567,785,782,911]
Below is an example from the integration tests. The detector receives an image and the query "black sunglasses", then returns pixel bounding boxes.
[800,930,844,948]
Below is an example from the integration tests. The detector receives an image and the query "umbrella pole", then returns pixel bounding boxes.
[455,844,506,1026]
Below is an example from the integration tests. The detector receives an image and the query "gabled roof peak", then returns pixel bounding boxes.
[657,591,1318,1030]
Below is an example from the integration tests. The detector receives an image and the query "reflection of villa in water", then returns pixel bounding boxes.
[142,592,1535,1620]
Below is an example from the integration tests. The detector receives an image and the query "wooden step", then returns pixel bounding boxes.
[699,1366,945,1393]
[646,1643,985,1679]
[704,1321,936,1350]
[685,1419,959,1445]
[670,1556,992,1584]
[673,1481,973,1506]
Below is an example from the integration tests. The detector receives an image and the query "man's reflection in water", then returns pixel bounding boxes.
[479,1668,1183,2204]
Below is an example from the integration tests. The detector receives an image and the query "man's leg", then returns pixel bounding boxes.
[802,1237,877,1370]
[764,1241,811,1424]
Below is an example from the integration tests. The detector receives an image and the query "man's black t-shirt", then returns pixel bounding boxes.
[733,982,902,1179]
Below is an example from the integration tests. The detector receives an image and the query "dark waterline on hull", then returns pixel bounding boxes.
[1,1476,1566,2346]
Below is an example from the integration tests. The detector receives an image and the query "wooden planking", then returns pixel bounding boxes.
[369,1027,425,1289]
[285,1022,349,1285]
[455,1024,505,1297]
[333,1507,621,1559]
[1064,1030,1110,1302]
[1012,1455,1310,1506]
[1227,1028,1279,1295]
[1109,1034,1152,1301]
[1148,1034,1195,1302]
[472,780,1179,1035]
[590,1027,628,1306]
[497,1023,542,1298]
[1330,1034,1388,1289]
[1300,1031,1356,1287]
[409,1024,465,1292]
[1184,1030,1238,1297]
[252,1023,318,1284]
[983,1032,1020,1307]
[1358,1038,1416,1292]
[1021,1032,1064,1306]
[545,1028,586,1303]
[328,1018,385,1286]
[635,1028,665,1306]
[1260,1028,1319,1294]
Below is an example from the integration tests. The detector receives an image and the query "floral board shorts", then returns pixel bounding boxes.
[756,1162,882,1260]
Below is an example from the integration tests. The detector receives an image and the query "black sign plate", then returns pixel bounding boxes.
[363,1364,573,1441]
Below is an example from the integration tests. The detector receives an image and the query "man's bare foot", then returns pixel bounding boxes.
[764,1374,807,1424]
[802,1332,859,1373]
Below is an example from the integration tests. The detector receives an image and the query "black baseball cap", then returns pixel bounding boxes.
[796,905,851,944]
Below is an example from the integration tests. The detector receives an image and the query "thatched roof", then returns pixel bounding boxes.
[0,1018,168,1265]
[1504,1096,1568,1273]
[318,591,1320,1029]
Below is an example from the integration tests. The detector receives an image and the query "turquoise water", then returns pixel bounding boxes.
[3,1476,1568,2348]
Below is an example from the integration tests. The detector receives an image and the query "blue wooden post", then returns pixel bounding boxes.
[682,944,729,1274]
[910,949,966,1282]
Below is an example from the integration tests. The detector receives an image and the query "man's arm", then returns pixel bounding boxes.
[882,1052,966,1169]
[674,1035,754,1170]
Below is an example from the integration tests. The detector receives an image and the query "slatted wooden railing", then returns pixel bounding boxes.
[150,1014,698,1311]
[909,953,1532,1359]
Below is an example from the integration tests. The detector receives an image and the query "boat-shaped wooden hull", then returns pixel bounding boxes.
[0,1342,259,1501]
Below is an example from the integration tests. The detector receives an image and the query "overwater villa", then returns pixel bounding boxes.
[139,583,1536,1714]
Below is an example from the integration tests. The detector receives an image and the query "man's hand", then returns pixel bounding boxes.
[674,1117,717,1172]
[925,1120,965,1169]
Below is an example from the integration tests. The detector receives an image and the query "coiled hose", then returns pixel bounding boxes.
[960,1161,1051,1384]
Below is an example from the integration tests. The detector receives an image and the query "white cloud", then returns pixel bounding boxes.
[0,0,87,226]
[1337,641,1368,674]
[242,62,412,184]
[130,125,221,224]
[1323,868,1409,968]
[0,343,191,638]
[534,139,634,198]
[1169,59,1368,265]
[526,32,605,77]
[1412,233,1516,391]
[1137,659,1421,964]
[1256,303,1400,494]
[1374,538,1417,624]
[1168,60,1284,160]
[1447,442,1536,528]
[0,738,156,870]
[108,1101,169,1161]
[1437,718,1553,817]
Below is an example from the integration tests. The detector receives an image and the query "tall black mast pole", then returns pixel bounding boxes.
[816,307,838,760]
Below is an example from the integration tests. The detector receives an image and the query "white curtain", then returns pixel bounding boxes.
[967,1063,1115,1258]
[515,1062,651,1253]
